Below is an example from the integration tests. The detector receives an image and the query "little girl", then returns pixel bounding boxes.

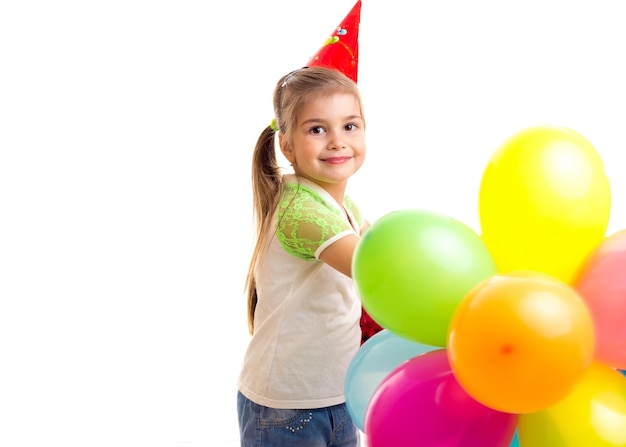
[237,66,368,447]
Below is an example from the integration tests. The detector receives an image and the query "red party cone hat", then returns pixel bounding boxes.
[306,0,361,83]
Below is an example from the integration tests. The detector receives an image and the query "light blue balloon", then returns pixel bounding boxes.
[509,429,520,447]
[344,329,436,430]
[620,369,626,377]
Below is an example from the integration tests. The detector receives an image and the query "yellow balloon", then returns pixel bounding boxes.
[479,126,611,283]
[519,362,626,446]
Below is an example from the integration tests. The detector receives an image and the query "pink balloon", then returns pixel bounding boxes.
[574,229,626,369]
[364,349,517,447]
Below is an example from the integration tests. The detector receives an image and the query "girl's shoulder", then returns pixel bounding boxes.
[279,175,342,217]
[276,176,355,260]
[278,181,343,229]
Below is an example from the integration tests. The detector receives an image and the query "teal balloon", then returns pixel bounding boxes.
[345,329,436,430]
[353,209,497,346]
[509,430,520,447]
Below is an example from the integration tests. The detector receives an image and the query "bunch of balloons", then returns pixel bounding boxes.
[347,125,626,447]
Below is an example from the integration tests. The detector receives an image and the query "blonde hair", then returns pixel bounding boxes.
[245,67,365,334]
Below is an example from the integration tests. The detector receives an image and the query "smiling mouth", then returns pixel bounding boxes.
[322,156,352,164]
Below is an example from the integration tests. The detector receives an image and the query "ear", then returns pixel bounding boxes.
[279,133,295,164]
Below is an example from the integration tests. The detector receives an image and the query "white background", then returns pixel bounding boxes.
[1,1,625,446]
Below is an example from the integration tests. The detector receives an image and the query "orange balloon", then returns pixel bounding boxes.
[448,272,595,414]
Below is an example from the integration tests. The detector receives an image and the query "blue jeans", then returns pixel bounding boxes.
[237,391,359,447]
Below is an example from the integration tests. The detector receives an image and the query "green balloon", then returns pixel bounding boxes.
[353,209,497,347]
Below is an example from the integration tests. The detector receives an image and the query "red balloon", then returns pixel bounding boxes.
[574,229,626,369]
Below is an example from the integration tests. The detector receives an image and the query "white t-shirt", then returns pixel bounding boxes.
[237,175,363,409]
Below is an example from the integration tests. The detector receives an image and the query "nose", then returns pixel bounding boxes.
[328,132,346,150]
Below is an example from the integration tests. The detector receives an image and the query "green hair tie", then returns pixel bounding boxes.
[269,118,279,132]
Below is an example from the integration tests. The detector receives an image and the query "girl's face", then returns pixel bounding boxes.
[280,92,365,192]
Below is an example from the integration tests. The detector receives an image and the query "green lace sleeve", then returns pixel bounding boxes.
[276,183,354,260]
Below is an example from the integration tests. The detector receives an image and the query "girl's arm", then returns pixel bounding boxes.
[318,219,370,277]
[319,234,360,278]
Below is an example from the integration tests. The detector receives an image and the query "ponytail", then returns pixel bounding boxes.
[245,125,283,334]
